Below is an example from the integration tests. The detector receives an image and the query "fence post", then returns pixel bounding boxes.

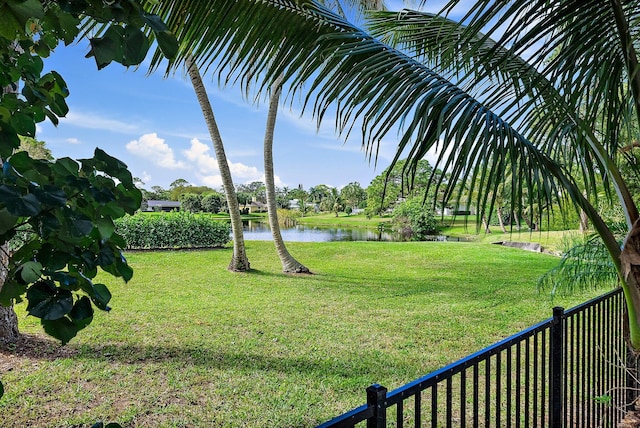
[366,384,387,428]
[550,306,565,428]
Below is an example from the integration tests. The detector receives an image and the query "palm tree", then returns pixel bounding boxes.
[263,76,310,273]
[145,2,640,350]
[186,56,250,271]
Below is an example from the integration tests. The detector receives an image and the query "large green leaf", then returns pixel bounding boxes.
[97,216,115,239]
[87,25,125,69]
[89,283,112,311]
[26,281,73,320]
[0,185,42,216]
[41,317,78,345]
[19,261,42,283]
[69,296,94,329]
[0,0,44,40]
[0,208,18,236]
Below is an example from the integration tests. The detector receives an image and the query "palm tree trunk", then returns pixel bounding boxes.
[186,56,249,271]
[264,76,309,273]
[0,243,19,343]
[481,214,491,234]
[497,207,507,233]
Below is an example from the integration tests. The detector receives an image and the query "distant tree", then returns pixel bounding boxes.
[201,192,223,213]
[236,191,252,212]
[180,193,201,213]
[148,185,171,200]
[309,184,331,205]
[320,187,342,216]
[290,188,310,217]
[275,186,291,209]
[341,182,367,212]
[16,137,53,160]
[365,159,435,217]
[238,181,266,203]
[392,197,438,241]
[170,178,190,189]
[170,185,214,201]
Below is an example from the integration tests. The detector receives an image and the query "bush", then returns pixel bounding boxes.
[391,197,438,240]
[180,193,202,213]
[115,212,231,249]
[201,192,223,213]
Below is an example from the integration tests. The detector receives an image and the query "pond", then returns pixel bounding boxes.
[241,221,452,242]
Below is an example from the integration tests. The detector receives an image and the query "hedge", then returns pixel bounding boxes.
[115,212,231,249]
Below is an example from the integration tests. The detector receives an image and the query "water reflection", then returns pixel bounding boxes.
[241,220,401,242]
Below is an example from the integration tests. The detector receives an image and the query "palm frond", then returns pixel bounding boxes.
[139,0,624,258]
[538,234,620,296]
[366,7,639,226]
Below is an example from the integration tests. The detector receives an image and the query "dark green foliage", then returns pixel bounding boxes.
[201,192,223,213]
[0,149,141,344]
[115,212,231,249]
[365,159,437,217]
[391,197,438,241]
[179,193,201,213]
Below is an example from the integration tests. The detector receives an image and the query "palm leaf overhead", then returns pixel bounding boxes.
[366,6,639,226]
[139,1,622,250]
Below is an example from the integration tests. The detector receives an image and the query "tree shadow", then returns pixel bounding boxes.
[1,333,380,380]
[0,334,79,361]
[72,342,367,378]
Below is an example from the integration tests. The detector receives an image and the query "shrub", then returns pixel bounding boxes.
[391,197,438,240]
[180,193,202,213]
[201,192,223,213]
[115,212,231,249]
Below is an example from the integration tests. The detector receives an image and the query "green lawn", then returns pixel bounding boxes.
[0,241,609,427]
[296,212,392,228]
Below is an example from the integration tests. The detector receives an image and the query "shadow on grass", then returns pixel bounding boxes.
[75,343,374,378]
[1,333,383,380]
[0,334,79,361]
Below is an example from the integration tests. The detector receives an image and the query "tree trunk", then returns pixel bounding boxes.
[481,214,491,234]
[186,56,249,271]
[263,76,310,274]
[0,69,19,342]
[579,209,589,233]
[522,211,537,231]
[497,207,507,233]
[0,243,19,343]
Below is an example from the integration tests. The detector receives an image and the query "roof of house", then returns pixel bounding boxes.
[147,200,181,207]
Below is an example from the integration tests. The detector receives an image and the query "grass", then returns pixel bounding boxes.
[0,241,610,427]
[296,212,392,228]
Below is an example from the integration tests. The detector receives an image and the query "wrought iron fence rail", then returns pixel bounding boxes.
[317,288,629,428]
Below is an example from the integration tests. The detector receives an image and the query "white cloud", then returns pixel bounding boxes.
[140,171,152,184]
[126,133,186,169]
[66,138,81,144]
[63,111,140,134]
[183,138,265,187]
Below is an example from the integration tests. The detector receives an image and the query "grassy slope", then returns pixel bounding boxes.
[0,241,608,427]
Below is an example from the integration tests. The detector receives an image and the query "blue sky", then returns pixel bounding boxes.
[36,1,475,192]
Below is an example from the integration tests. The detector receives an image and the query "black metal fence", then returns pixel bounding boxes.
[317,288,638,427]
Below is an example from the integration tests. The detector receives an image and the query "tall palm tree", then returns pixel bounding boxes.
[186,56,250,271]
[146,1,640,349]
[263,75,310,273]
